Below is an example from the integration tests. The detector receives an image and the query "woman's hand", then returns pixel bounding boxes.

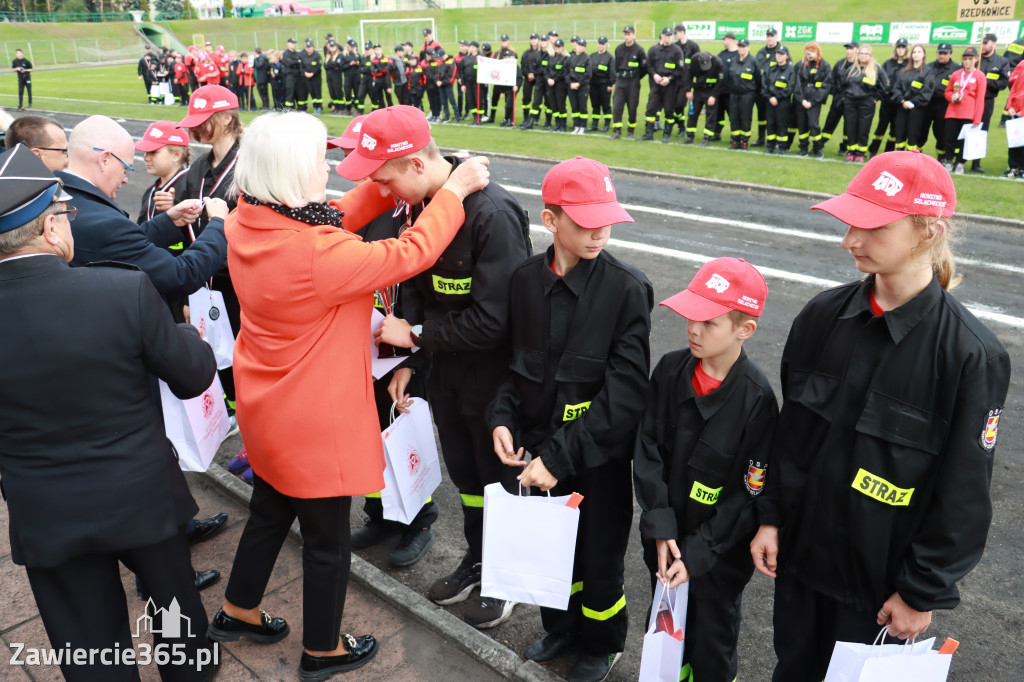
[442,156,490,201]
[750,524,779,578]
[205,197,230,220]
[387,368,414,413]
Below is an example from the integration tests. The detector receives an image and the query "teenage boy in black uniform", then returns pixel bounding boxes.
[611,26,646,139]
[300,38,323,114]
[342,39,362,114]
[568,39,593,135]
[461,42,480,123]
[520,33,543,129]
[341,105,532,631]
[281,38,301,110]
[924,43,957,161]
[763,45,796,154]
[753,28,782,146]
[12,49,32,111]
[681,51,725,145]
[588,37,615,132]
[715,33,740,140]
[821,42,857,154]
[672,24,702,132]
[490,156,652,682]
[728,39,760,149]
[533,35,553,129]
[354,42,375,114]
[490,35,518,126]
[634,257,777,682]
[642,28,685,141]
[546,39,571,132]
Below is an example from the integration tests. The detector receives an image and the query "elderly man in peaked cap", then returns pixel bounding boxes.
[0,145,219,682]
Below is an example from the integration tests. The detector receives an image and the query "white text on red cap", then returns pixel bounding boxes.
[706,273,730,294]
[872,171,904,197]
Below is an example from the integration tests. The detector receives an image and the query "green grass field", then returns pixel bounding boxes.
[3,61,1020,220]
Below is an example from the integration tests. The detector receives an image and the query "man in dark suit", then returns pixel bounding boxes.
[60,114,230,299]
[0,144,218,681]
[59,114,231,588]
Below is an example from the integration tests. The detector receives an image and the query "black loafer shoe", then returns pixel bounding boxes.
[207,608,290,644]
[298,634,378,680]
[568,652,622,682]
[350,517,403,549]
[389,527,434,567]
[524,632,577,663]
[188,513,229,545]
[194,569,220,591]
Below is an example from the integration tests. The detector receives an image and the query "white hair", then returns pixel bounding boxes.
[232,112,326,208]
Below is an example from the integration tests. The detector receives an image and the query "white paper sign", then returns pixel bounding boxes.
[477,56,518,86]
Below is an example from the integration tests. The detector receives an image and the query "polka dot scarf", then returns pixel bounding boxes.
[242,193,344,228]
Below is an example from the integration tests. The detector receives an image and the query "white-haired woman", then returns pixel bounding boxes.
[207,110,489,681]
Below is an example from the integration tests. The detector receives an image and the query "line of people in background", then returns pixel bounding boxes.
[135,26,1024,176]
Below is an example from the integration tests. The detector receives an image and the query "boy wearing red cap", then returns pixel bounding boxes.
[751,151,1010,680]
[340,105,532,629]
[488,157,653,682]
[633,257,777,682]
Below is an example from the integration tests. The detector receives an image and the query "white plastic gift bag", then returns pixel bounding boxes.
[638,580,688,682]
[958,123,988,160]
[1006,117,1024,149]
[825,627,954,682]
[160,373,230,472]
[480,482,581,610]
[379,399,442,524]
[188,287,235,370]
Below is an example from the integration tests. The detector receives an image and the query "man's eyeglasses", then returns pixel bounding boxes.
[38,207,78,235]
[91,147,134,175]
[35,147,68,156]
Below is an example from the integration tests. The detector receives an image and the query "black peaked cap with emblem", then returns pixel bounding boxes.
[0,144,72,234]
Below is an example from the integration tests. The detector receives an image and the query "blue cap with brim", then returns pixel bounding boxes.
[0,144,72,233]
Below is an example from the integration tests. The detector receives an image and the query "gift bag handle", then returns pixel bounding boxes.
[870,625,917,654]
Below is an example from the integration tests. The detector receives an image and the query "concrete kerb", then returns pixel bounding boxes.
[443,147,1024,231]
[204,464,565,682]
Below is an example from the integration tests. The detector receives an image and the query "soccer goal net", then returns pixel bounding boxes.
[360,17,436,51]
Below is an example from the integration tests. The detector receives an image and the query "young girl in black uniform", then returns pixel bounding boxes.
[751,151,1010,682]
[891,45,934,152]
[135,120,191,228]
[842,45,889,163]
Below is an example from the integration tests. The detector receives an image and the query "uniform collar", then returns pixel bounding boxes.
[542,245,598,296]
[838,275,943,344]
[678,348,752,420]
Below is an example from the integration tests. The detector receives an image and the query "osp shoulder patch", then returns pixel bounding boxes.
[745,460,766,496]
[980,408,1002,451]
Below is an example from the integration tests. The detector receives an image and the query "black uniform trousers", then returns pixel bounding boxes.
[925,98,949,155]
[305,75,322,110]
[370,77,389,110]
[26,531,213,682]
[464,82,480,120]
[529,78,547,121]
[284,72,300,108]
[425,85,441,117]
[439,84,457,120]
[568,85,589,127]
[686,90,718,139]
[892,106,928,150]
[521,76,534,116]
[256,81,271,109]
[821,98,846,148]
[589,82,611,127]
[645,82,679,126]
[354,78,371,113]
[728,93,755,143]
[772,576,888,682]
[612,78,642,130]
[755,95,768,135]
[541,459,632,655]
[428,360,518,563]
[766,98,793,148]
[944,117,973,165]
[224,474,352,651]
[343,70,360,109]
[546,80,569,127]
[794,102,823,151]
[490,85,514,122]
[714,92,731,135]
[872,100,897,143]
[844,97,877,154]
[326,72,343,109]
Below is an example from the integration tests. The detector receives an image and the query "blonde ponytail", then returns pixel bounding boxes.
[910,215,961,290]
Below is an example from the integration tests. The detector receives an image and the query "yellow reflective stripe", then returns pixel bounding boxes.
[815,82,823,87]
[689,480,722,505]
[679,663,692,682]
[460,493,484,508]
[627,61,639,67]
[574,66,587,72]
[851,468,914,507]
[774,80,788,88]
[570,581,583,595]
[863,76,876,85]
[597,64,609,70]
[169,242,184,250]
[562,401,591,421]
[431,275,472,294]
[582,593,626,621]
[986,71,1000,80]
[1008,43,1023,54]
[941,78,949,86]
[705,77,717,83]
[365,491,382,499]
[226,399,236,410]
[911,80,923,88]
[664,63,677,69]
[740,72,754,80]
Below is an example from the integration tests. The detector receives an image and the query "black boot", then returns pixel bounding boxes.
[600,123,610,132]
[661,122,673,143]
[884,139,896,153]
[700,135,711,147]
[610,126,621,139]
[797,144,809,156]
[867,138,882,158]
[588,121,599,132]
[812,141,825,159]
[681,134,694,145]
[752,128,766,147]
[971,160,985,173]
[640,122,655,141]
[626,126,636,140]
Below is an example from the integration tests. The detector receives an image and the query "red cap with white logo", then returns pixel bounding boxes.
[541,156,633,229]
[660,257,768,321]
[812,151,956,229]
[336,106,431,181]
[178,85,239,128]
[328,115,367,154]
[135,120,191,151]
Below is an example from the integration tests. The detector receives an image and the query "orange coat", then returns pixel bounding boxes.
[226,182,465,498]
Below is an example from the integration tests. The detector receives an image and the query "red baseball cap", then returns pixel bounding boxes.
[135,120,190,151]
[336,106,431,181]
[541,156,633,228]
[812,151,956,229]
[660,257,768,321]
[328,115,367,154]
[178,85,239,128]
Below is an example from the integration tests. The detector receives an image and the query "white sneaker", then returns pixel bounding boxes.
[954,163,965,175]
[480,115,490,123]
